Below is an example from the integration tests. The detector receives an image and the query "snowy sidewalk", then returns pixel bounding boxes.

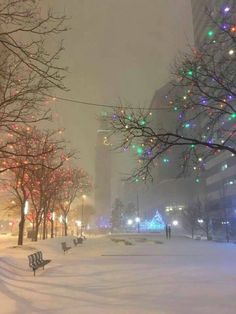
[0,234,236,314]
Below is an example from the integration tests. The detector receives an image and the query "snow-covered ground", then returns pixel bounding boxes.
[0,233,236,314]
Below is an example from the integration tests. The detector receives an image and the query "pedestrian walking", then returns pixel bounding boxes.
[168,225,171,239]
[165,224,169,239]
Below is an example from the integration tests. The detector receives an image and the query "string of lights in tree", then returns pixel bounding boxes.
[110,3,236,183]
[0,124,91,232]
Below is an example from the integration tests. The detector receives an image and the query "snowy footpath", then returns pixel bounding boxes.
[0,233,236,314]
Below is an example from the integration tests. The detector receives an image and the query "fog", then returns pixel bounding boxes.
[40,0,194,218]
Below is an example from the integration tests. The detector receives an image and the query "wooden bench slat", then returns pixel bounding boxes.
[28,251,51,276]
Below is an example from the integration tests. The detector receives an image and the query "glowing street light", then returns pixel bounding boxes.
[76,220,81,236]
[172,220,179,226]
[127,219,133,226]
[76,220,82,227]
[24,200,29,215]
[135,217,141,233]
[52,212,56,221]
[80,194,86,237]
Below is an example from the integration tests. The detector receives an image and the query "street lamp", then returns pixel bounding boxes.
[24,200,29,215]
[76,220,81,236]
[80,194,86,237]
[135,217,140,233]
[127,219,133,226]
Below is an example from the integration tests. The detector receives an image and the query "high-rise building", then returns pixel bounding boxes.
[147,82,198,219]
[94,112,112,228]
[205,152,236,236]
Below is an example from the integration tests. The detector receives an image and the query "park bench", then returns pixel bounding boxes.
[61,241,71,254]
[73,237,83,247]
[28,251,51,276]
[77,237,83,244]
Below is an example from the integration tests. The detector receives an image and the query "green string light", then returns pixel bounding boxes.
[136,147,144,155]
[207,30,214,37]
[231,113,236,118]
[187,70,193,76]
[139,119,146,126]
[127,115,132,121]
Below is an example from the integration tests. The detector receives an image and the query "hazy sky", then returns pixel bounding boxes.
[47,0,194,179]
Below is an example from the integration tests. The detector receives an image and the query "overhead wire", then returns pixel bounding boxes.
[45,94,172,111]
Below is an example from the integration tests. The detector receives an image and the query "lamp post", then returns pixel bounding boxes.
[76,220,81,236]
[136,192,140,233]
[80,194,86,237]
[222,181,230,243]
[135,217,140,233]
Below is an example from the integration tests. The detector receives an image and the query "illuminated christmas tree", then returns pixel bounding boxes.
[140,210,165,232]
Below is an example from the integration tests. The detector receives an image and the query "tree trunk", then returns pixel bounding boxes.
[55,220,58,237]
[224,209,230,242]
[191,226,194,239]
[46,222,48,239]
[18,210,25,245]
[51,220,54,238]
[64,221,68,236]
[205,219,210,240]
[43,209,47,240]
[206,225,209,240]
[32,220,35,241]
[33,223,40,241]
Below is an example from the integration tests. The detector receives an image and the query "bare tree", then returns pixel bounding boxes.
[0,0,68,170]
[2,126,73,244]
[56,167,91,236]
[111,5,236,181]
[0,0,67,89]
[26,131,74,241]
[190,198,212,240]
[181,202,201,239]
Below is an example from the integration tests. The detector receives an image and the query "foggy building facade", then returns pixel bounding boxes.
[205,152,236,236]
[146,82,198,221]
[94,113,112,227]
